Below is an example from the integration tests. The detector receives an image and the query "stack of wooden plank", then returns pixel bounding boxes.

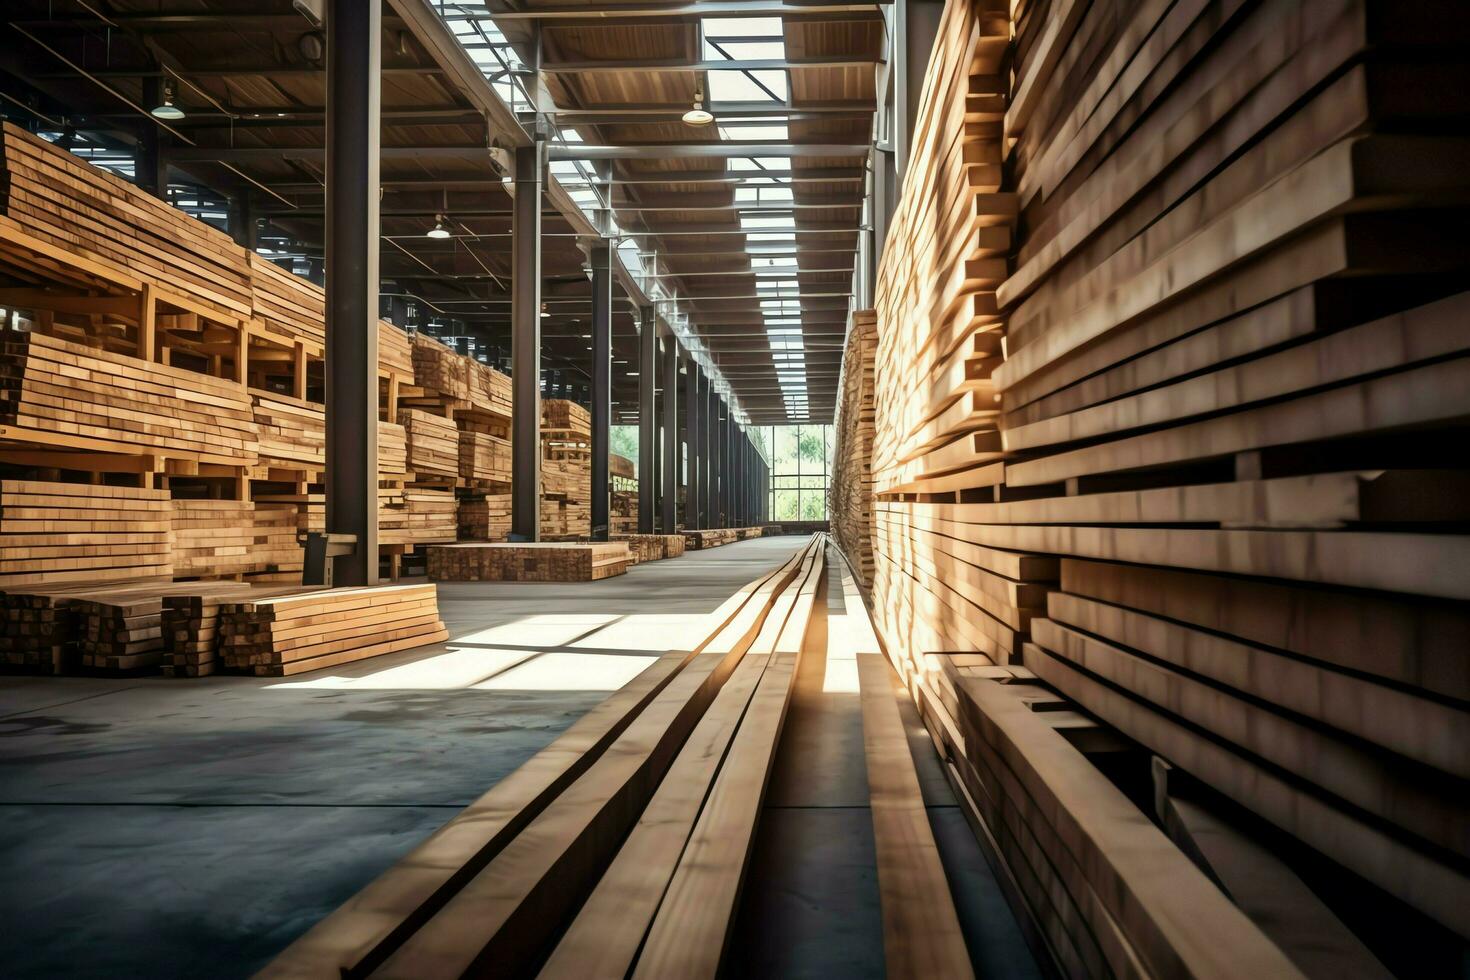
[169,498,258,578]
[682,528,741,550]
[456,493,510,541]
[0,123,252,319]
[427,541,632,582]
[611,533,686,564]
[0,586,78,672]
[0,480,173,588]
[217,583,445,676]
[401,409,458,481]
[827,0,1470,972]
[379,488,457,548]
[541,399,592,539]
[0,328,259,466]
[457,429,511,486]
[378,421,407,479]
[406,334,513,420]
[251,391,325,473]
[829,309,877,585]
[542,399,591,432]
[247,252,323,346]
[160,584,263,677]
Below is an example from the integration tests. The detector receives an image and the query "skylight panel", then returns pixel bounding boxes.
[703,17,783,38]
[708,70,788,104]
[719,122,788,141]
[740,213,796,230]
[747,232,796,242]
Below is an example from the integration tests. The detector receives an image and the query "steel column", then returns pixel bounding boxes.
[590,243,612,540]
[686,361,703,529]
[511,140,545,541]
[136,77,169,200]
[661,334,678,533]
[637,305,656,534]
[324,0,380,586]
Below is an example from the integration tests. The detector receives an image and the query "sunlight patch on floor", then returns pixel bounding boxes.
[473,651,658,692]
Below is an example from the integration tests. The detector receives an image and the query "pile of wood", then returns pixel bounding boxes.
[0,587,78,672]
[610,533,685,564]
[377,421,407,479]
[0,122,252,319]
[248,252,323,346]
[827,0,1470,973]
[379,487,456,547]
[427,541,632,582]
[169,498,258,578]
[681,526,765,550]
[829,310,877,585]
[407,334,512,419]
[0,480,173,588]
[541,399,592,539]
[457,494,510,541]
[218,583,445,676]
[251,391,325,473]
[160,584,266,677]
[401,409,459,480]
[0,328,259,466]
[457,429,511,486]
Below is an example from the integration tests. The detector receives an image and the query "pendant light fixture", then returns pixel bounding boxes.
[682,89,714,127]
[150,79,185,120]
[426,214,451,239]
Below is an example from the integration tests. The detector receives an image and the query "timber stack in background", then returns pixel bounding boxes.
[829,0,1470,976]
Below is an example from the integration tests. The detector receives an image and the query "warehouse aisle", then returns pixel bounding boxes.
[0,537,801,980]
[728,549,1044,978]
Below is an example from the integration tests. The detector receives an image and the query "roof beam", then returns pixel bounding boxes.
[476,3,889,19]
[541,57,878,73]
[551,142,869,159]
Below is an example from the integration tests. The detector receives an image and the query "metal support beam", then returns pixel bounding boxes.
[228,188,258,249]
[687,362,704,530]
[135,77,169,200]
[590,243,612,540]
[895,0,944,186]
[324,0,380,586]
[709,392,723,528]
[511,140,545,541]
[661,334,678,533]
[638,305,656,535]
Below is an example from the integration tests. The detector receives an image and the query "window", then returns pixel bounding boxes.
[754,423,833,522]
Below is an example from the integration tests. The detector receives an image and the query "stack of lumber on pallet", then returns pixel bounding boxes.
[72,581,259,675]
[0,122,252,319]
[829,310,877,585]
[0,480,173,588]
[377,421,407,478]
[427,541,632,582]
[401,409,458,480]
[611,533,685,564]
[218,583,445,676]
[247,252,323,346]
[0,328,259,466]
[682,527,764,550]
[828,0,1470,974]
[261,536,826,979]
[406,334,513,419]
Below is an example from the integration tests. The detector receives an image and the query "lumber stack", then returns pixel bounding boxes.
[541,399,592,539]
[377,421,407,479]
[218,583,446,676]
[829,309,877,585]
[457,494,510,541]
[0,122,252,319]
[0,480,173,588]
[828,0,1470,973]
[169,498,258,578]
[680,527,763,550]
[0,587,79,672]
[457,430,511,486]
[427,541,631,582]
[379,488,457,547]
[161,585,260,676]
[251,391,325,473]
[0,328,259,466]
[262,536,827,979]
[247,252,324,346]
[402,409,459,481]
[610,533,685,563]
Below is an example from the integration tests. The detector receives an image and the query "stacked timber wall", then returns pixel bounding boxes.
[832,0,1470,974]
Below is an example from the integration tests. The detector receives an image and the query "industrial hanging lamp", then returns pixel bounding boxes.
[682,90,714,127]
[426,214,451,240]
[150,79,185,120]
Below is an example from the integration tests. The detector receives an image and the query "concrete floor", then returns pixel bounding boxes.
[0,538,800,979]
[0,535,1039,978]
